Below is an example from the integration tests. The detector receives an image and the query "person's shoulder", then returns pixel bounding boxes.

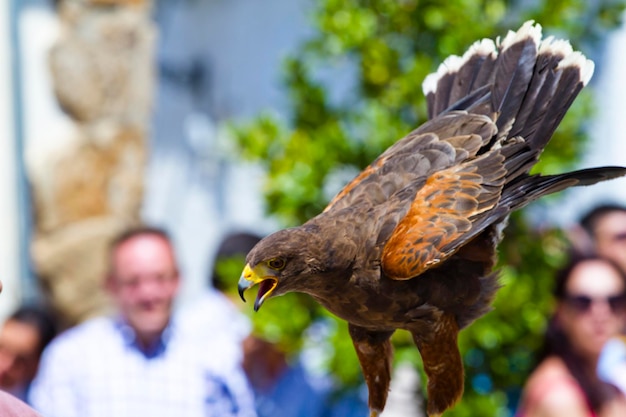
[45,316,117,354]
[523,356,589,415]
[175,289,250,338]
[529,356,570,379]
[525,386,591,417]
[179,289,244,318]
[0,391,43,417]
[537,380,588,408]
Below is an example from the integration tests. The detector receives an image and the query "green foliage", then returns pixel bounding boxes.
[229,1,626,416]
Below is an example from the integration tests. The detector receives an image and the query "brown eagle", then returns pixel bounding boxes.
[238,21,626,416]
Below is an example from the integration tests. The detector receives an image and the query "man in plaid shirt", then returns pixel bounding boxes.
[29,226,256,417]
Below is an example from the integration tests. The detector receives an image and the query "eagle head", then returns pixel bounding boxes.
[237,226,322,311]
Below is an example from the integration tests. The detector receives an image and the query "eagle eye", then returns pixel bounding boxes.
[267,258,286,270]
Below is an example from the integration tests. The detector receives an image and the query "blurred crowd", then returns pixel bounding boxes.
[0,226,367,417]
[1,203,626,417]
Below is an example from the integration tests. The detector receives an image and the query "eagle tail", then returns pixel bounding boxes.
[422,20,594,155]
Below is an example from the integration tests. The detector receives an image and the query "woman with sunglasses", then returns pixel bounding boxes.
[517,255,626,417]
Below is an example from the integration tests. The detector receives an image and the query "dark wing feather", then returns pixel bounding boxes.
[325,113,497,214]
[491,27,540,139]
[324,133,452,213]
[507,44,565,142]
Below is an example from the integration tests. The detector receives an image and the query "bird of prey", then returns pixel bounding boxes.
[238,21,626,417]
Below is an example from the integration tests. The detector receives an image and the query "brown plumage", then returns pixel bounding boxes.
[238,21,626,416]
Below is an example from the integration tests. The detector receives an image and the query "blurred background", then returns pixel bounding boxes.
[2,0,626,416]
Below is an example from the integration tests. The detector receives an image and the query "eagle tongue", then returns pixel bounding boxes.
[258,280,273,298]
[254,280,274,311]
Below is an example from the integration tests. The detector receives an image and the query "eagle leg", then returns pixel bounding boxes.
[412,313,463,417]
[348,324,394,417]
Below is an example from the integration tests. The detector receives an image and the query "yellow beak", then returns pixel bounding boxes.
[238,263,278,311]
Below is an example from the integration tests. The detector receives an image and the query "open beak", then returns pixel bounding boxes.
[238,264,278,311]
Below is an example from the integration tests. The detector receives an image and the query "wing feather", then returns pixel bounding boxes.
[381,151,506,280]
[324,114,498,213]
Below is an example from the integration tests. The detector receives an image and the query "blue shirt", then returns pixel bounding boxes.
[29,315,256,417]
[253,363,329,417]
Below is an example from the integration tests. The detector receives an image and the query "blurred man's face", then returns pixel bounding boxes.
[0,319,41,391]
[107,234,179,347]
[594,211,626,273]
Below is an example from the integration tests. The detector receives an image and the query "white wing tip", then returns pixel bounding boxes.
[422,19,594,94]
[540,33,594,85]
[558,52,595,85]
[499,20,542,50]
[422,39,496,96]
[422,55,462,96]
[422,72,439,96]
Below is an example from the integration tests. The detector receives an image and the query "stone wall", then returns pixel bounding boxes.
[28,0,155,325]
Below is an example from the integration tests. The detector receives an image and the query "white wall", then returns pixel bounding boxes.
[0,0,21,320]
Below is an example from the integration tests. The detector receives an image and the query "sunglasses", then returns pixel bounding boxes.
[610,232,626,242]
[564,293,626,314]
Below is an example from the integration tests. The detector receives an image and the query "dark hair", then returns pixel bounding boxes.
[211,232,262,291]
[553,253,626,299]
[539,254,626,412]
[9,306,58,355]
[579,203,626,237]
